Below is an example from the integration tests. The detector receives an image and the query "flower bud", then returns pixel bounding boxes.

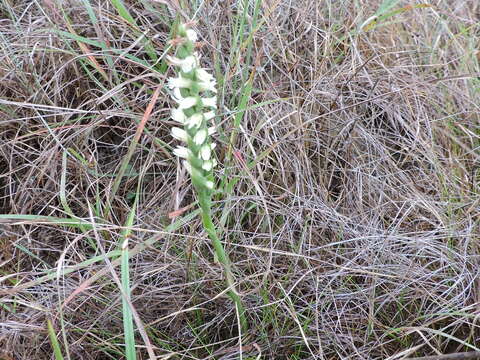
[173,146,190,159]
[171,108,187,124]
[202,96,217,109]
[171,127,188,142]
[193,129,207,145]
[186,29,198,42]
[187,113,203,129]
[200,144,211,161]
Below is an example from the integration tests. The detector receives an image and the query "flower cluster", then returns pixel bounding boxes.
[167,23,218,192]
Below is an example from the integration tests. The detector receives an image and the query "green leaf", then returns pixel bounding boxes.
[47,319,65,360]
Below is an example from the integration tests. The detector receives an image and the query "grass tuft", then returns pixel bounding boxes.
[1,0,479,359]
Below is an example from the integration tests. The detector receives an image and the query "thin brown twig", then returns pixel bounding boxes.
[408,352,480,360]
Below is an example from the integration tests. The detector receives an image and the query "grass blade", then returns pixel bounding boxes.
[121,237,136,360]
[47,319,65,360]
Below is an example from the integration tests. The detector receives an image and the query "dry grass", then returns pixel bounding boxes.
[1,0,479,359]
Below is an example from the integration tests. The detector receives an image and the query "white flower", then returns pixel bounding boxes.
[210,143,217,150]
[202,161,213,171]
[205,180,214,189]
[186,29,198,42]
[172,87,183,102]
[196,68,214,83]
[202,96,217,109]
[166,55,197,73]
[193,129,207,145]
[204,111,215,121]
[171,127,188,142]
[172,87,198,109]
[199,80,217,93]
[178,96,198,110]
[207,126,216,136]
[187,113,203,129]
[171,108,187,124]
[173,146,190,158]
[168,75,191,89]
[183,160,192,174]
[200,144,211,161]
[196,68,217,93]
[180,56,197,73]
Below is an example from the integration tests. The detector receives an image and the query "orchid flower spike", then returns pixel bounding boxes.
[167,23,218,192]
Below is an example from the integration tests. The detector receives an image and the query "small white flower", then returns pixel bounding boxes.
[172,87,183,102]
[166,55,184,67]
[168,75,191,89]
[186,29,198,42]
[204,111,215,121]
[202,161,213,171]
[193,129,207,145]
[166,55,197,73]
[180,56,197,73]
[196,69,217,93]
[171,127,188,142]
[199,80,217,93]
[173,146,190,158]
[200,144,211,161]
[202,96,217,109]
[171,108,187,124]
[207,126,216,136]
[183,160,192,174]
[196,68,214,83]
[178,96,198,110]
[205,180,214,189]
[210,143,217,150]
[187,113,203,129]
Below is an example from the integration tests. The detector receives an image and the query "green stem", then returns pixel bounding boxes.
[197,190,248,331]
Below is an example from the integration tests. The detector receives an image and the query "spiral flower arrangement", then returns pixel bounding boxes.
[167,22,247,330]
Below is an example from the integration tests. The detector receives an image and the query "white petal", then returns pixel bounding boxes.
[210,142,217,150]
[199,80,217,93]
[200,144,211,161]
[178,96,197,109]
[196,68,214,83]
[168,76,191,89]
[180,56,197,73]
[205,180,214,190]
[183,160,192,174]
[204,111,215,121]
[187,113,203,129]
[171,108,186,124]
[193,129,207,145]
[173,146,190,158]
[186,29,198,42]
[171,127,188,142]
[166,55,197,73]
[202,96,217,108]
[166,55,183,67]
[172,87,183,102]
[202,161,213,171]
[207,126,216,136]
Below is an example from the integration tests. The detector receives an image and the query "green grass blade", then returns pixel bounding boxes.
[121,237,136,360]
[121,191,138,359]
[47,319,65,360]
[110,0,136,26]
[0,214,94,229]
